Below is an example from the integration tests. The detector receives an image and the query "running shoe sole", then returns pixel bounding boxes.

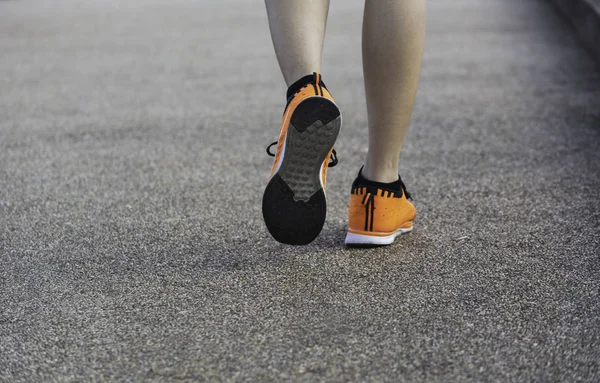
[262,97,341,245]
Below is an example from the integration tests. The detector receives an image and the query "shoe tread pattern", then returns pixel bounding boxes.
[280,97,341,202]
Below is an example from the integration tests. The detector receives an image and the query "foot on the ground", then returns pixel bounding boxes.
[345,167,416,247]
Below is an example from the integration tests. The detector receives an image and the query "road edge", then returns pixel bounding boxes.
[551,0,600,62]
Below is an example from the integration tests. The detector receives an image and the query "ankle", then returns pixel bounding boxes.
[361,162,399,184]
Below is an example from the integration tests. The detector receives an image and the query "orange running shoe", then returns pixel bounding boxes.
[345,168,416,246]
[263,73,341,245]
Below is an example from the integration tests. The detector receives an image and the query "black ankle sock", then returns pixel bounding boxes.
[355,166,402,191]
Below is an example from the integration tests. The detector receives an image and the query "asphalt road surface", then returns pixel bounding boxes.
[1,0,599,381]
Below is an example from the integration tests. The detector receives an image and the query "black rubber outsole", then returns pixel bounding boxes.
[263,97,341,245]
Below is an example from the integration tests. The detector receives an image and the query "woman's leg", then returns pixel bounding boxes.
[265,0,330,86]
[362,0,426,182]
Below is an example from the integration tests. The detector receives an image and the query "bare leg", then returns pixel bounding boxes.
[362,0,426,182]
[265,0,330,86]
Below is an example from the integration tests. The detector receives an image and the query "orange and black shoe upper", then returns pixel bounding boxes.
[262,73,342,245]
[345,168,416,246]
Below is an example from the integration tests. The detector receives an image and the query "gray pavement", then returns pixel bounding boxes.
[1,0,599,381]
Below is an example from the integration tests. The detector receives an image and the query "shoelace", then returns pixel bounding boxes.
[266,141,338,168]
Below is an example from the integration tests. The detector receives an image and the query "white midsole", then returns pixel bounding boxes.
[344,227,413,246]
[272,135,287,176]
